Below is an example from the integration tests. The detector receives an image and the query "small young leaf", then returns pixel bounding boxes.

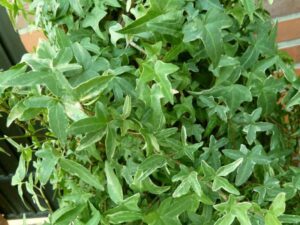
[122,95,132,119]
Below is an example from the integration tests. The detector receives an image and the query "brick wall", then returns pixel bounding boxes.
[265,0,300,74]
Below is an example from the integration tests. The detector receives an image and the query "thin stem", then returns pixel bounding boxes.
[39,187,53,213]
[0,134,55,141]
[129,41,147,55]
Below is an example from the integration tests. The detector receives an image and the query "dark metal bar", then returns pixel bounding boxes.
[0,6,26,66]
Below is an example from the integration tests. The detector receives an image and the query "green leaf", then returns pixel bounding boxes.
[286,91,300,110]
[77,128,106,151]
[105,161,123,204]
[7,101,27,127]
[105,123,118,160]
[232,202,252,225]
[265,212,281,225]
[68,117,105,135]
[118,0,184,34]
[212,176,240,195]
[107,211,142,224]
[48,103,68,144]
[277,58,297,83]
[35,146,58,185]
[24,96,55,108]
[86,203,101,225]
[51,205,85,225]
[2,71,51,87]
[199,84,252,112]
[82,6,107,38]
[270,193,286,216]
[11,153,26,185]
[215,214,235,225]
[183,9,232,66]
[122,95,132,119]
[69,0,84,16]
[142,177,170,195]
[235,159,254,186]
[154,61,179,104]
[144,195,199,225]
[173,178,191,198]
[59,159,104,190]
[134,155,167,182]
[118,11,161,34]
[279,214,300,224]
[241,0,255,20]
[217,158,243,177]
[73,75,113,101]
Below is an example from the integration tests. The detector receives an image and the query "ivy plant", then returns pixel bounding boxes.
[1,0,300,224]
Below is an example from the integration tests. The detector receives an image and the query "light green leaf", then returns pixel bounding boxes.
[270,193,286,216]
[12,153,26,185]
[265,212,281,225]
[24,96,55,108]
[232,202,252,225]
[7,101,27,127]
[212,176,240,195]
[35,146,58,185]
[142,177,170,195]
[59,158,104,190]
[214,214,235,225]
[217,158,243,177]
[48,103,68,144]
[107,211,142,224]
[105,161,123,204]
[189,171,202,197]
[154,60,179,104]
[122,96,132,120]
[73,75,113,101]
[173,178,190,198]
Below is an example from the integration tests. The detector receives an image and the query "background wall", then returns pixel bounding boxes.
[265,0,300,75]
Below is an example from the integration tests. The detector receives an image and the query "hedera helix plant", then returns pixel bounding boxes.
[1,0,300,224]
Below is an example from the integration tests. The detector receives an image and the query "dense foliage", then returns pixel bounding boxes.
[1,0,300,224]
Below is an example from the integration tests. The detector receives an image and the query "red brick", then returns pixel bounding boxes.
[277,18,300,42]
[281,45,300,63]
[20,30,47,53]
